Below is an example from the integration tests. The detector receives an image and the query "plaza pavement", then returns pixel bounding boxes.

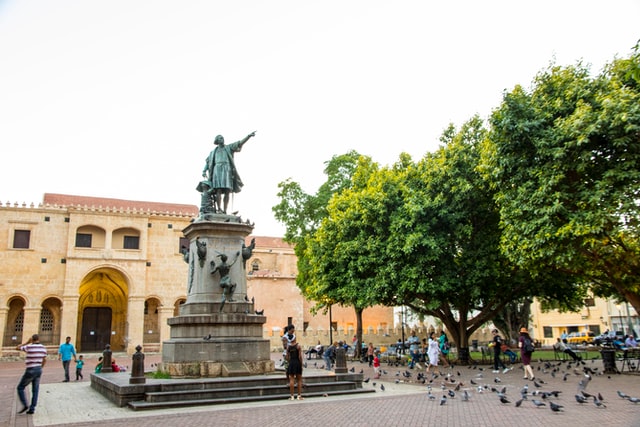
[2,352,640,427]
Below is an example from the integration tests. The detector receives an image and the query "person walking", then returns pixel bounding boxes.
[408,331,420,369]
[16,334,47,415]
[490,329,509,373]
[518,328,535,380]
[323,341,337,371]
[425,332,441,375]
[58,336,77,382]
[75,355,85,380]
[367,342,375,367]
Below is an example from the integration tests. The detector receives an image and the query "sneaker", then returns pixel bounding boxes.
[18,407,28,414]
[492,370,499,373]
[297,395,304,400]
[26,410,34,414]
[502,368,510,374]
[288,396,295,400]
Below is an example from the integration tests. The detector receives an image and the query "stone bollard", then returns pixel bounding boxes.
[335,346,347,374]
[129,345,146,384]
[101,344,113,373]
[601,348,618,373]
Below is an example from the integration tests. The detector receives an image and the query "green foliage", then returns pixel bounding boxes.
[486,49,640,312]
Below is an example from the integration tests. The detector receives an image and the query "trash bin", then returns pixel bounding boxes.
[601,348,617,374]
[471,340,478,351]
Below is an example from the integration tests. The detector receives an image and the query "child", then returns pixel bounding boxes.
[95,356,103,373]
[501,343,517,363]
[75,355,84,380]
[373,351,381,379]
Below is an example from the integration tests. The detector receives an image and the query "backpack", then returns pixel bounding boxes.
[523,338,535,353]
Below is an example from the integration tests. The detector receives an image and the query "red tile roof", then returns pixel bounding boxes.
[43,193,199,215]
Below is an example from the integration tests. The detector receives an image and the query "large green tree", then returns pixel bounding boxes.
[307,117,580,363]
[273,151,370,356]
[487,52,640,313]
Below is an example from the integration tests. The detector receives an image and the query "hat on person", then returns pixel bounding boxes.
[519,327,528,333]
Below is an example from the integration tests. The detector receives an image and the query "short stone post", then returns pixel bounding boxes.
[101,344,113,373]
[601,348,618,373]
[129,345,146,384]
[335,346,347,374]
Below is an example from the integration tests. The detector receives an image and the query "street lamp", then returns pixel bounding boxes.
[401,306,405,354]
[329,304,333,345]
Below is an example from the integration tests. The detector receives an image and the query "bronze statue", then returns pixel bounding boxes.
[202,131,256,214]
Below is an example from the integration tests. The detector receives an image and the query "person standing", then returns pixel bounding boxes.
[202,131,256,214]
[438,331,451,368]
[367,342,375,367]
[408,331,420,369]
[518,328,535,380]
[286,335,304,400]
[490,329,509,373]
[323,341,337,371]
[58,336,76,382]
[16,334,47,415]
[373,351,381,379]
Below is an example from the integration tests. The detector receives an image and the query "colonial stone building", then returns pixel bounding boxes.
[0,194,395,356]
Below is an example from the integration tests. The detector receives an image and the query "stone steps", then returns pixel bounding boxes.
[128,381,373,410]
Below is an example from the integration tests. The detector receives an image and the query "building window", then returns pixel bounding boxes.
[39,308,54,332]
[584,298,595,307]
[75,233,92,248]
[543,326,553,338]
[179,237,189,255]
[13,230,31,249]
[123,235,140,250]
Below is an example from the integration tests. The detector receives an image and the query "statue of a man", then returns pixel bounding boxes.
[202,131,256,214]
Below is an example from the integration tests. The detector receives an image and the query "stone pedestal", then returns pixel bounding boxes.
[161,216,274,377]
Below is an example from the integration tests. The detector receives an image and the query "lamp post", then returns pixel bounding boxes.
[401,306,405,354]
[625,301,633,337]
[329,304,333,345]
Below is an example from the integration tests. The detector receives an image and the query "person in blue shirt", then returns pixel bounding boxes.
[58,336,76,382]
[408,331,420,368]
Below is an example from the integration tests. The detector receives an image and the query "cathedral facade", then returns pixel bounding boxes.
[0,194,394,356]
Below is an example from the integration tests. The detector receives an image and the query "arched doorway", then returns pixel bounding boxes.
[77,268,129,352]
[3,297,25,348]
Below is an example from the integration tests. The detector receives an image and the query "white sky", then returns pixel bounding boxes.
[1,1,638,237]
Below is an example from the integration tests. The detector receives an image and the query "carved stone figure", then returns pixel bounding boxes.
[211,251,240,303]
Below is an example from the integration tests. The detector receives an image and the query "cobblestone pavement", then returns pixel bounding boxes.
[2,353,640,427]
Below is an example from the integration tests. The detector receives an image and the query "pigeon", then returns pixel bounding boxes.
[462,390,470,401]
[203,334,212,341]
[575,394,588,404]
[515,398,523,407]
[448,390,455,398]
[364,378,370,383]
[550,401,564,412]
[500,396,511,404]
[533,381,542,388]
[440,395,447,405]
[255,309,264,315]
[380,384,385,391]
[617,390,629,399]
[532,399,546,407]
[494,377,501,383]
[470,379,477,385]
[349,367,355,373]
[628,397,640,404]
[593,397,607,408]
[427,392,436,400]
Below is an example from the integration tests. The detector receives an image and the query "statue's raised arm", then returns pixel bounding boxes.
[201,131,257,214]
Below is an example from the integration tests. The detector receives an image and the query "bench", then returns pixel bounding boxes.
[620,348,640,373]
[305,347,323,360]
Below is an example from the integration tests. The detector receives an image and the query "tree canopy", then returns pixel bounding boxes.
[486,53,640,313]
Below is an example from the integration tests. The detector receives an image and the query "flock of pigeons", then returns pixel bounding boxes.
[358,357,640,413]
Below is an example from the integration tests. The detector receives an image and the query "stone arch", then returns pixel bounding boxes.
[39,297,63,346]
[3,296,26,347]
[77,267,129,352]
[143,297,162,345]
[173,298,186,316]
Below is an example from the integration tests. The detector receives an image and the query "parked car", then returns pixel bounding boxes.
[594,331,625,346]
[566,331,595,345]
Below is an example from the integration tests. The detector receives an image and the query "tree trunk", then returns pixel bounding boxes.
[355,307,363,359]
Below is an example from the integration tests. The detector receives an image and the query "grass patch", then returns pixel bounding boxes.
[147,370,171,379]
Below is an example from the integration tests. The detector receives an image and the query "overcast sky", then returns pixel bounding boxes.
[1,1,638,237]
